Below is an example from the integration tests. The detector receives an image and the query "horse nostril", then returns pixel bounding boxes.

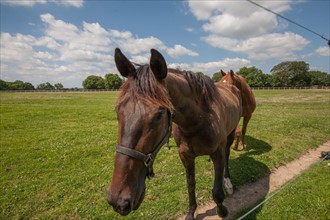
[117,199,131,216]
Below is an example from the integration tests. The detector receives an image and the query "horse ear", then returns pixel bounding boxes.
[150,49,167,80]
[114,48,136,78]
[230,70,235,77]
[220,70,227,77]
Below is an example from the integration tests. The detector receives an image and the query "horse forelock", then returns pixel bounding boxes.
[116,64,173,112]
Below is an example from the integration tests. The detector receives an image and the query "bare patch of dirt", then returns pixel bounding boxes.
[177,141,330,220]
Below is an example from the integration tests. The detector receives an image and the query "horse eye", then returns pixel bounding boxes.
[154,109,165,122]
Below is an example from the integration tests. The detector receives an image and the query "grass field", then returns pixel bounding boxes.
[0,90,329,219]
[236,159,330,220]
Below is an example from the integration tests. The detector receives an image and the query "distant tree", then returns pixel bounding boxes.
[196,72,205,77]
[0,80,9,90]
[54,83,64,90]
[308,71,329,86]
[104,73,123,89]
[82,75,105,89]
[211,71,222,82]
[0,80,34,90]
[271,61,310,87]
[236,66,271,87]
[263,74,273,87]
[37,82,55,90]
[20,82,34,90]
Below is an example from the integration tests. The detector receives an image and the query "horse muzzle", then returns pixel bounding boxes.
[107,187,145,216]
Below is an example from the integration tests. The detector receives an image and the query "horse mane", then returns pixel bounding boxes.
[117,64,173,111]
[169,68,220,111]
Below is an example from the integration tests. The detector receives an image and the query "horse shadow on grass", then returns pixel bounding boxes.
[195,136,272,220]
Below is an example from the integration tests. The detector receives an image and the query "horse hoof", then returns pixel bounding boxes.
[242,144,248,151]
[185,213,194,220]
[217,204,228,218]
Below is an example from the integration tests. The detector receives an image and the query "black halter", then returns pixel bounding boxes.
[115,110,172,179]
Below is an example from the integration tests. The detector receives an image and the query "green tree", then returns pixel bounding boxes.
[21,82,34,90]
[82,75,105,89]
[237,66,271,87]
[211,72,222,82]
[37,82,55,90]
[0,80,9,90]
[54,83,64,90]
[196,72,205,77]
[104,73,123,89]
[308,71,329,86]
[271,61,310,87]
[0,80,34,90]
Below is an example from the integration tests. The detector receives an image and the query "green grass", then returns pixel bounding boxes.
[0,90,329,219]
[236,160,330,220]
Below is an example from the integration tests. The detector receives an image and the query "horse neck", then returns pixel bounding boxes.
[165,72,206,131]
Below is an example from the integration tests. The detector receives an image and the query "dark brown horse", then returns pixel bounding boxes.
[220,70,256,151]
[107,48,241,220]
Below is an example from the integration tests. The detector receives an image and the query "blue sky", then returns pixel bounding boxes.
[1,0,329,88]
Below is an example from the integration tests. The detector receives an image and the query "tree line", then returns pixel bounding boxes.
[0,73,123,90]
[212,61,329,87]
[0,80,64,90]
[1,61,329,91]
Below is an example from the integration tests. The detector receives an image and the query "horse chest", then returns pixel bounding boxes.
[173,121,225,156]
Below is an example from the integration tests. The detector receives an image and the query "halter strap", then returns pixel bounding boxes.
[115,110,172,179]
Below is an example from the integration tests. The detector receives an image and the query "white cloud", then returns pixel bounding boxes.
[108,30,198,59]
[192,58,251,75]
[166,44,198,58]
[188,0,309,61]
[203,32,309,60]
[315,46,330,56]
[169,57,251,76]
[51,0,84,8]
[39,13,112,64]
[202,11,278,38]
[41,13,79,42]
[0,13,199,87]
[0,13,114,87]
[130,54,150,64]
[0,0,83,7]
[109,29,166,55]
[186,28,194,33]
[188,1,292,21]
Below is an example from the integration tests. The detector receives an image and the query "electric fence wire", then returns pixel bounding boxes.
[246,0,330,47]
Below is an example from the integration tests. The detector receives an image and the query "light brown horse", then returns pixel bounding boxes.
[220,70,256,151]
[107,48,241,220]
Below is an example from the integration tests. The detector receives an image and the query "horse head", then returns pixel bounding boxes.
[107,48,172,216]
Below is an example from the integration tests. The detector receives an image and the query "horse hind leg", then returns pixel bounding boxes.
[233,125,241,151]
[241,114,252,151]
[210,148,229,218]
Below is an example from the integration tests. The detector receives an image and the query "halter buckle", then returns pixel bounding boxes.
[144,154,154,167]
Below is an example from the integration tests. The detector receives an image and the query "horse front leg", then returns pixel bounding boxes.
[210,148,228,218]
[224,129,235,195]
[179,150,197,220]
